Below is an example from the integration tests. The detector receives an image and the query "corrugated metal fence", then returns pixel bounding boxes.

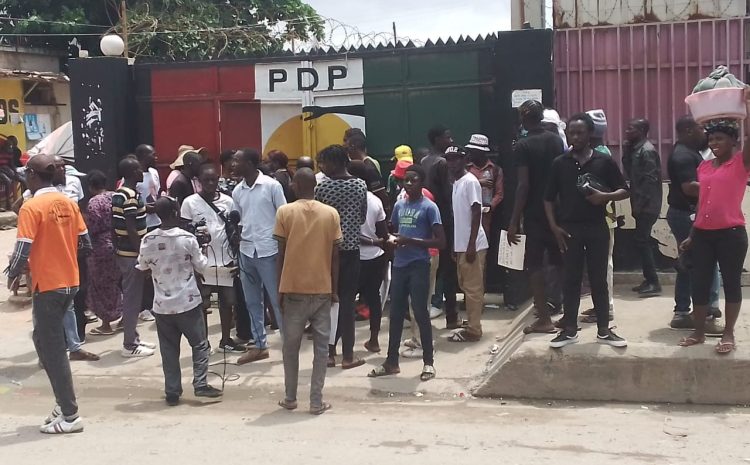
[554,17,748,171]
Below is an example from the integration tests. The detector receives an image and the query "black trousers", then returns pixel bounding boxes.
[73,254,88,341]
[437,218,458,324]
[560,221,611,333]
[633,212,659,285]
[334,250,361,359]
[233,276,252,341]
[691,226,748,305]
[359,254,386,333]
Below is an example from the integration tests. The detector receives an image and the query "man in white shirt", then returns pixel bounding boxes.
[137,197,223,406]
[181,163,245,353]
[231,148,287,364]
[445,146,489,342]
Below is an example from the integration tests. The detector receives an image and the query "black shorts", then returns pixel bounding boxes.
[523,221,562,272]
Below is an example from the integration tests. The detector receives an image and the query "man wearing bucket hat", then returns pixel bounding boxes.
[166,145,206,192]
[466,134,502,235]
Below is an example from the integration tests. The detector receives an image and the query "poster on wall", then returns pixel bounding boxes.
[24,114,52,140]
[254,58,365,158]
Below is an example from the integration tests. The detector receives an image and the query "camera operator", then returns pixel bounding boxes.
[180,163,245,353]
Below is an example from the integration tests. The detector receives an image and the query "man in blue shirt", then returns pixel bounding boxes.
[368,164,445,381]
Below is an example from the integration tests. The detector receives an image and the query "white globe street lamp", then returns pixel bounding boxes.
[100,34,125,57]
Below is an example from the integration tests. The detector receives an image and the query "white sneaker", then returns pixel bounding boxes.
[121,346,155,358]
[403,338,421,349]
[429,306,444,319]
[139,310,155,322]
[401,347,424,358]
[40,415,84,434]
[138,341,157,349]
[44,405,61,424]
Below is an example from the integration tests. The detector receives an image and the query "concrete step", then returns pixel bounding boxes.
[472,285,750,405]
[0,211,16,229]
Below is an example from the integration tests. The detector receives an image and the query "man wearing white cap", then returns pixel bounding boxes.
[466,134,502,235]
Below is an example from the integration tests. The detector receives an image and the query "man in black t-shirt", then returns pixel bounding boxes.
[666,116,723,331]
[421,125,460,328]
[544,113,630,349]
[508,100,565,334]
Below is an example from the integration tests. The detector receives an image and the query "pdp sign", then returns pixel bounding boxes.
[255,59,364,101]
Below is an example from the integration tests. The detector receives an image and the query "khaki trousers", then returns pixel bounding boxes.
[457,249,487,337]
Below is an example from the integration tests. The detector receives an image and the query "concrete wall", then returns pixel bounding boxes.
[0,46,62,72]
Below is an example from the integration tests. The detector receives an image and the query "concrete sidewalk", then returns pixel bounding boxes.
[474,285,750,405]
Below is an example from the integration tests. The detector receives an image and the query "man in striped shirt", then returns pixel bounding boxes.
[113,157,154,357]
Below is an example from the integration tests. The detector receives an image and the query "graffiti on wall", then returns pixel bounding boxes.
[77,83,105,159]
[254,58,365,158]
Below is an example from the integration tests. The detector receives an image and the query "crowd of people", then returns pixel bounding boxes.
[7,89,750,434]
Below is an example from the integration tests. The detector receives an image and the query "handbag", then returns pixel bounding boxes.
[576,172,611,195]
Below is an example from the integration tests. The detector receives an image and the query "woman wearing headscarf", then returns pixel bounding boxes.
[679,88,750,353]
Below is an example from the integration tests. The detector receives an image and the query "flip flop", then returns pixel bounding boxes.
[89,327,115,336]
[715,340,735,354]
[523,324,557,334]
[363,341,380,353]
[341,358,365,370]
[278,399,298,410]
[367,364,400,378]
[309,402,332,415]
[679,336,705,347]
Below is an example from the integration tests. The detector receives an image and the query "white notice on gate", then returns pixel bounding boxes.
[498,230,526,271]
[511,89,543,108]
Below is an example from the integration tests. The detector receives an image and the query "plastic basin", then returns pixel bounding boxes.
[685,87,747,123]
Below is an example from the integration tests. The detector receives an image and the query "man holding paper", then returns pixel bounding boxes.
[181,163,246,354]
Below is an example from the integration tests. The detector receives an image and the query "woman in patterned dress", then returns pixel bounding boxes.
[86,170,123,335]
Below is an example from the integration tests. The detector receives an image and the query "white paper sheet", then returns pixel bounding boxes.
[498,230,526,271]
[329,302,339,345]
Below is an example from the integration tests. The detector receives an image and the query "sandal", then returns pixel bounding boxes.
[446,320,469,330]
[341,358,365,370]
[367,364,400,378]
[448,329,481,343]
[679,336,705,347]
[715,340,735,354]
[420,365,436,381]
[523,322,556,334]
[278,399,298,410]
[363,340,380,353]
[581,308,595,316]
[89,327,115,336]
[309,402,332,415]
[580,313,614,324]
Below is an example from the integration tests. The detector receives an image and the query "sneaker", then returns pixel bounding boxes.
[219,339,247,353]
[596,328,627,347]
[637,283,662,297]
[669,313,694,330]
[403,338,421,349]
[705,318,725,336]
[121,346,155,358]
[139,310,155,322]
[429,306,444,319]
[166,394,180,406]
[44,405,61,424]
[549,331,579,349]
[195,385,223,398]
[138,341,157,349]
[40,415,83,434]
[631,280,648,292]
[401,347,424,358]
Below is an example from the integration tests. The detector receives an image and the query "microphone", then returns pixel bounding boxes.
[228,210,241,225]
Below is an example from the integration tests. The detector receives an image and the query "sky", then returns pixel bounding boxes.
[304,0,512,47]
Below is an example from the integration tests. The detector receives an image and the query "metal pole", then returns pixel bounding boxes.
[392,21,397,43]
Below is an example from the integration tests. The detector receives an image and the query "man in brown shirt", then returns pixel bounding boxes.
[273,168,342,415]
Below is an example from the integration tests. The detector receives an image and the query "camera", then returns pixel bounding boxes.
[184,219,212,247]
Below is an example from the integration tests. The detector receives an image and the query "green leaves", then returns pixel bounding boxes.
[0,0,323,60]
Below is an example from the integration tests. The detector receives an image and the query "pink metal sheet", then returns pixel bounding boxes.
[554,18,748,174]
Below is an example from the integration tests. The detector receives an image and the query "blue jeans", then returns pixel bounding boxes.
[239,252,282,349]
[388,260,434,366]
[63,299,82,353]
[666,207,720,313]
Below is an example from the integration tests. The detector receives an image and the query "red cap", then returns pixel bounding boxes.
[391,159,414,180]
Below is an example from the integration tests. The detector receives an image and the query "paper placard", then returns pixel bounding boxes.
[511,89,543,108]
[498,230,526,271]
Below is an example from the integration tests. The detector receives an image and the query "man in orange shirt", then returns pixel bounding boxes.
[7,154,92,434]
